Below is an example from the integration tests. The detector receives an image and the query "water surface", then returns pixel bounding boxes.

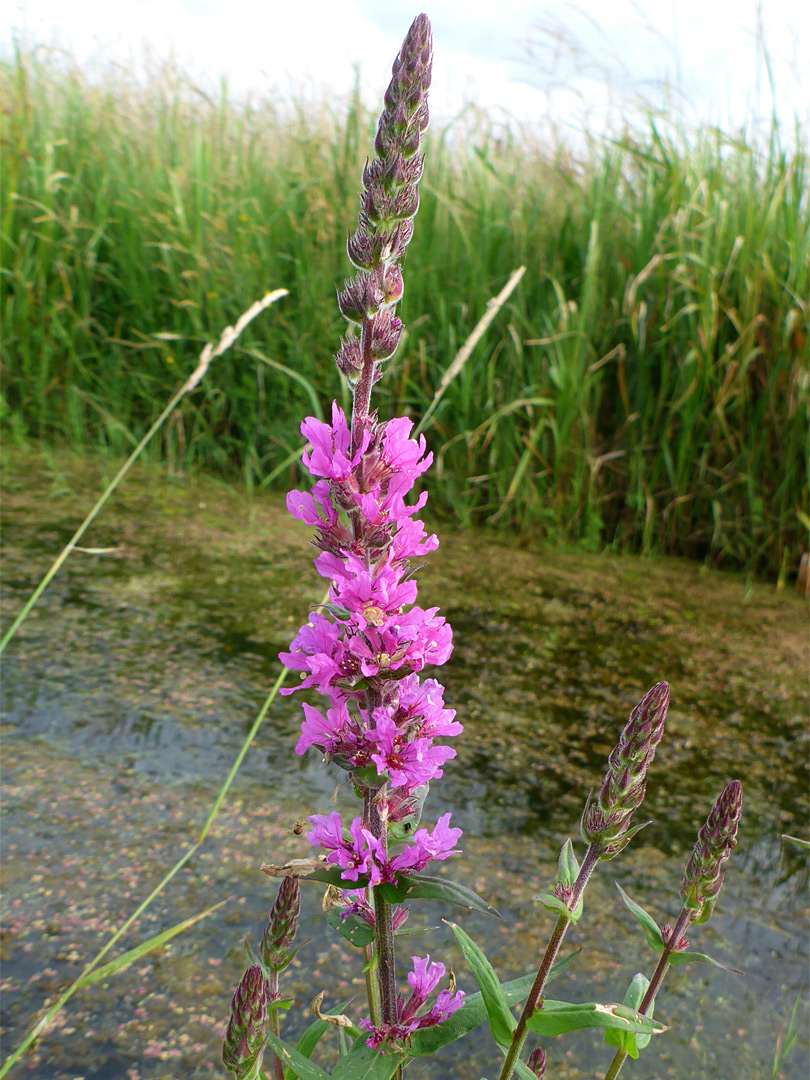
[1,448,807,1080]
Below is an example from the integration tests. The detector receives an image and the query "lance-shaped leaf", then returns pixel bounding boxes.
[532,891,583,924]
[668,950,743,974]
[326,910,376,948]
[558,839,580,886]
[265,1031,330,1080]
[404,873,502,919]
[448,921,515,1049]
[616,883,664,951]
[330,1036,402,1080]
[605,973,654,1058]
[525,1000,668,1039]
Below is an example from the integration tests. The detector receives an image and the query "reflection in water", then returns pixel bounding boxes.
[1,452,807,1079]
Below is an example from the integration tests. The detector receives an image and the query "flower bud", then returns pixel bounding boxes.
[347,224,375,270]
[222,964,269,1080]
[337,273,384,324]
[527,1046,546,1076]
[260,876,300,972]
[580,681,669,858]
[334,336,363,383]
[680,780,742,923]
[369,310,403,361]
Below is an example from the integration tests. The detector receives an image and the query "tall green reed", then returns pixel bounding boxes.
[2,45,807,575]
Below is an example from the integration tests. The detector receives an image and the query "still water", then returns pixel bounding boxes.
[1,449,807,1080]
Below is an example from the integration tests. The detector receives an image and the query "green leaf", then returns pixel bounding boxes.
[533,891,583,924]
[394,924,439,937]
[326,909,375,948]
[605,974,653,1058]
[265,1031,331,1080]
[407,960,577,1056]
[448,921,515,1049]
[615,883,664,951]
[668,950,743,974]
[558,839,580,886]
[404,873,502,919]
[330,1036,402,1080]
[525,999,667,1038]
[514,1062,543,1080]
[376,879,410,904]
[782,833,810,849]
[299,866,371,889]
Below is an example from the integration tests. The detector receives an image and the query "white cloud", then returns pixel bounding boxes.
[3,0,807,137]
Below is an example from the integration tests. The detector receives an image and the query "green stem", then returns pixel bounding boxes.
[363,939,382,1029]
[603,907,692,1080]
[363,787,398,1027]
[499,842,602,1080]
[372,885,398,1026]
[268,972,284,1080]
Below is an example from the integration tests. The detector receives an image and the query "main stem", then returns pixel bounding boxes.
[499,842,602,1080]
[603,906,692,1080]
[364,788,398,1026]
[350,318,376,456]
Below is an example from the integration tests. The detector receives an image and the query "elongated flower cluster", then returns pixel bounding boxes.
[680,779,742,923]
[580,681,669,858]
[279,12,466,1050]
[281,406,461,808]
[361,955,465,1049]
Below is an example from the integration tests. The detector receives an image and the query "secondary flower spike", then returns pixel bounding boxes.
[580,681,669,858]
[680,779,743,923]
[260,876,300,973]
[222,965,269,1080]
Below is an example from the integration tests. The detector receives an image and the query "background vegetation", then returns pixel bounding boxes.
[1,46,807,576]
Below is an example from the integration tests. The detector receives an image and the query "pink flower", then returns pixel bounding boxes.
[366,710,456,790]
[307,812,377,882]
[285,479,338,528]
[362,954,466,1049]
[279,613,359,695]
[300,403,370,483]
[381,418,433,479]
[395,676,463,740]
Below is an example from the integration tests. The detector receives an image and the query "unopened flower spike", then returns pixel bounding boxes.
[680,779,743,923]
[260,876,300,973]
[222,964,269,1080]
[581,681,669,859]
[335,12,433,391]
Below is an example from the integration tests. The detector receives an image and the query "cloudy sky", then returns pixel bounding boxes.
[4,0,808,139]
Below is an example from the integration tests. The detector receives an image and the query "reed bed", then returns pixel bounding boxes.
[1,46,807,576]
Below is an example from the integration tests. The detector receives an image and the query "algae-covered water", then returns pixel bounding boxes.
[1,447,807,1080]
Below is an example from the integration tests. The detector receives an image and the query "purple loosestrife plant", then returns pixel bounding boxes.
[270,13,471,1067]
[223,15,745,1080]
[603,781,744,1080]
